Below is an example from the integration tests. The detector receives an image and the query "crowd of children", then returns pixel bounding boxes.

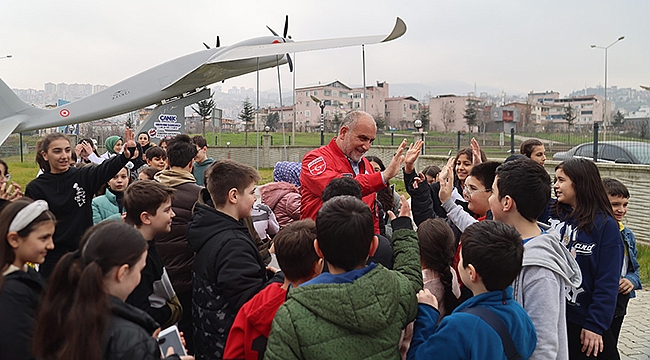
[0,130,644,360]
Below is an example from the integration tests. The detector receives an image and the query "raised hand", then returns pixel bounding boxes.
[471,137,482,165]
[382,139,408,181]
[122,127,139,159]
[438,157,455,203]
[404,140,424,174]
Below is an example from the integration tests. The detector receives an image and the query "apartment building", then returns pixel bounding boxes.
[527,91,606,132]
[385,96,419,130]
[293,80,389,131]
[429,94,475,132]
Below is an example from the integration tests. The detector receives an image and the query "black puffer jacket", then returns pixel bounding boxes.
[0,267,45,360]
[103,296,181,360]
[154,170,203,294]
[187,189,283,360]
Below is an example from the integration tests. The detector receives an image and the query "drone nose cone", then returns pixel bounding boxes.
[272,39,281,44]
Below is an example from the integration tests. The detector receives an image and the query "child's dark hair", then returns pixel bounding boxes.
[520,139,544,157]
[468,161,500,189]
[145,146,166,161]
[274,219,320,282]
[166,134,197,168]
[602,178,630,199]
[316,195,374,271]
[138,131,150,142]
[123,180,174,227]
[36,133,70,172]
[0,199,56,276]
[460,220,523,291]
[192,135,208,149]
[158,138,169,147]
[417,218,458,314]
[495,159,551,221]
[33,221,148,360]
[553,158,614,232]
[423,165,441,179]
[206,160,260,207]
[322,177,362,203]
[96,166,130,197]
[139,167,161,180]
[454,148,486,191]
[455,147,487,167]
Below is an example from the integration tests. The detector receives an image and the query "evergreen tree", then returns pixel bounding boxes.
[464,100,478,132]
[125,116,134,130]
[416,104,430,130]
[266,112,279,131]
[562,104,577,146]
[612,110,625,129]
[239,98,256,145]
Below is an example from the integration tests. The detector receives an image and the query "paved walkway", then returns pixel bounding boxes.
[619,290,650,359]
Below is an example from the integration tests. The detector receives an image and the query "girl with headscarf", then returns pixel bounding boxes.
[96,136,124,164]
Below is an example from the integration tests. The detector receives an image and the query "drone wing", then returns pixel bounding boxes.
[208,17,406,64]
[162,17,406,92]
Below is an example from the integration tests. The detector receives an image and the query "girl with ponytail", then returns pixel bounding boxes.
[33,221,192,360]
[399,218,460,358]
[25,128,139,278]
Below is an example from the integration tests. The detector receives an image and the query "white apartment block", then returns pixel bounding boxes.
[527,91,608,131]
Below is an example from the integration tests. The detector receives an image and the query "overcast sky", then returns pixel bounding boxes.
[1,0,648,98]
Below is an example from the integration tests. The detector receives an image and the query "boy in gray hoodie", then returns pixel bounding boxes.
[488,158,582,360]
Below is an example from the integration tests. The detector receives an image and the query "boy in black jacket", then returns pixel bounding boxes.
[123,180,183,330]
[187,160,283,360]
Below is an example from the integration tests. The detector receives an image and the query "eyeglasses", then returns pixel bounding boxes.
[463,185,491,200]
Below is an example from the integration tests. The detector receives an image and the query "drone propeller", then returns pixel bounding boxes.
[266,15,293,72]
[286,53,293,72]
[203,36,221,49]
[266,25,279,37]
[283,15,289,38]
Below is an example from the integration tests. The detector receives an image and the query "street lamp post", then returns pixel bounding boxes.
[591,36,624,141]
[414,119,425,154]
[310,95,326,145]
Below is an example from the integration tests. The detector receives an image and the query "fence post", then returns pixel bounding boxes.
[391,132,394,146]
[593,122,599,162]
[19,133,24,163]
[214,135,218,146]
[457,131,461,150]
[510,127,515,154]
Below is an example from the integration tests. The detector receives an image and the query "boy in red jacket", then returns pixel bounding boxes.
[224,219,323,360]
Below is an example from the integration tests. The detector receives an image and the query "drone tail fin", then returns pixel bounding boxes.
[0,77,31,121]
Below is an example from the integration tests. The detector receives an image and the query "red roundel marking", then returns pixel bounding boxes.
[60,109,70,117]
[148,128,157,137]
[272,40,281,44]
[308,156,326,176]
